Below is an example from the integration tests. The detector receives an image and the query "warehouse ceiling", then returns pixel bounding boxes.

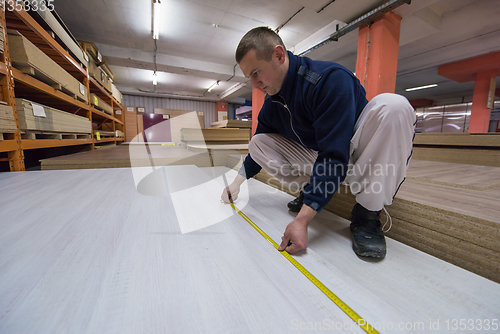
[55,0,500,105]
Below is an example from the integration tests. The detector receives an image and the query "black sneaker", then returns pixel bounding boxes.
[287,184,308,212]
[350,203,386,258]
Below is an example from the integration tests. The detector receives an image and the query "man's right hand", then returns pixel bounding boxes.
[221,183,240,203]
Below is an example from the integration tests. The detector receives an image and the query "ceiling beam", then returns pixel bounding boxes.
[95,43,247,82]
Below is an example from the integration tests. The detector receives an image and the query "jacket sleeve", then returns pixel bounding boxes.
[239,102,279,179]
[302,69,358,212]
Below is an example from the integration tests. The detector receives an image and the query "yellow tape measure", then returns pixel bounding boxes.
[229,202,380,334]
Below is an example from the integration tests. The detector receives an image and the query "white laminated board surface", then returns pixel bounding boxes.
[0,166,498,333]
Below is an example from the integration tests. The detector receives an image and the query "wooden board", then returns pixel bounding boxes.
[414,133,500,147]
[412,146,500,167]
[210,120,252,128]
[8,31,87,102]
[0,166,498,333]
[15,98,91,134]
[90,93,113,115]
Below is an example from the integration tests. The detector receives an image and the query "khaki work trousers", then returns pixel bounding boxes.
[246,93,416,211]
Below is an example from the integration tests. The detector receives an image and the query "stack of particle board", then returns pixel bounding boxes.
[8,31,88,102]
[210,119,252,128]
[115,130,124,138]
[26,2,88,68]
[413,133,500,167]
[90,93,113,115]
[94,130,115,139]
[154,108,205,144]
[0,104,17,137]
[180,128,250,145]
[15,98,91,134]
[0,23,4,53]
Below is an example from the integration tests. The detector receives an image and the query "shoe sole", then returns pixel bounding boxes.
[352,244,386,259]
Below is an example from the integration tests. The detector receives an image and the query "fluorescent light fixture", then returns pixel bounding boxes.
[152,72,158,85]
[153,0,161,40]
[207,80,219,92]
[219,82,247,99]
[405,84,438,92]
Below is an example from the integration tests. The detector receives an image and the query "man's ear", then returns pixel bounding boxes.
[274,45,286,64]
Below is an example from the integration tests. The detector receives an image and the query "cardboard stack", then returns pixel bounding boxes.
[90,93,113,115]
[8,31,88,102]
[15,98,91,134]
[0,104,17,137]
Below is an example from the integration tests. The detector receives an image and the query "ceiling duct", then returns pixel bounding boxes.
[299,0,412,56]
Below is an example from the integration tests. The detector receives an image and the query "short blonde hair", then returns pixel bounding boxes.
[235,26,287,63]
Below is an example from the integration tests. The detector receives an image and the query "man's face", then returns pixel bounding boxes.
[239,48,285,96]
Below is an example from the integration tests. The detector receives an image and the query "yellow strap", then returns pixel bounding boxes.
[229,202,380,334]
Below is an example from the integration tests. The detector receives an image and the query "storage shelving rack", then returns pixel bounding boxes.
[0,6,124,171]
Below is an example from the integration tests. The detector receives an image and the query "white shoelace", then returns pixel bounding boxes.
[382,207,392,233]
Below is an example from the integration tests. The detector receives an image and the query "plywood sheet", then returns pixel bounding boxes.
[1,166,498,333]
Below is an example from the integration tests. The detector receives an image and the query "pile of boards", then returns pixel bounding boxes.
[15,98,91,136]
[413,133,500,167]
[0,104,17,139]
[90,93,113,115]
[8,31,88,102]
[180,118,251,145]
[80,41,122,104]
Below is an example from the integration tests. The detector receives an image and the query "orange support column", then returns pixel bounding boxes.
[438,52,500,133]
[251,86,265,136]
[356,12,402,101]
[469,71,496,133]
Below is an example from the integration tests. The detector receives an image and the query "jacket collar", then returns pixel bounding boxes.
[272,51,299,103]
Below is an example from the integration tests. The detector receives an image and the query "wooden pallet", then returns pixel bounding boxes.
[21,131,91,140]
